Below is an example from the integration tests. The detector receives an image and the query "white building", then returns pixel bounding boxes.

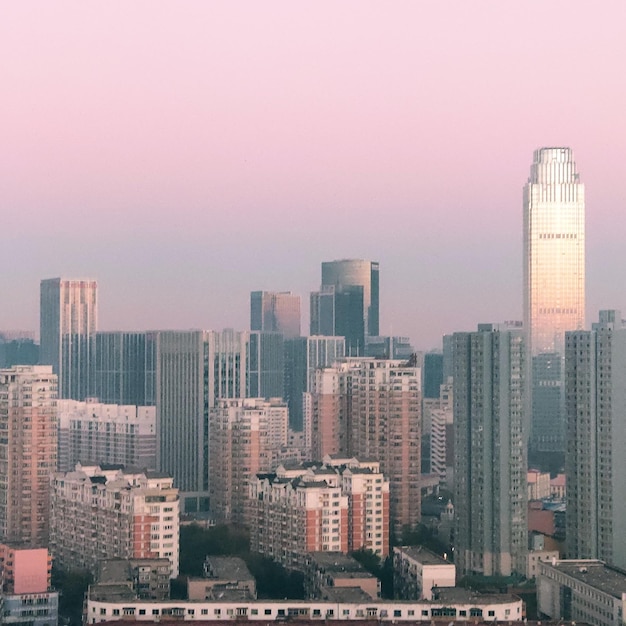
[393,546,455,600]
[57,398,156,472]
[538,559,626,626]
[50,463,179,577]
[86,592,523,624]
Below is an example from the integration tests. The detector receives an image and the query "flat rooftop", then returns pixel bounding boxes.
[395,545,452,566]
[544,560,626,599]
[204,556,254,582]
[308,553,373,577]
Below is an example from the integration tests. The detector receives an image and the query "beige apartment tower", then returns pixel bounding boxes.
[0,366,58,546]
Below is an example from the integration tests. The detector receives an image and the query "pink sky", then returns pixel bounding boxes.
[1,1,625,349]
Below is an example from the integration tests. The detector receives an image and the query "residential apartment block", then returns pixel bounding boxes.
[307,359,421,536]
[249,457,389,570]
[50,463,179,577]
[0,366,57,546]
[57,398,156,472]
[209,398,289,524]
[0,543,58,626]
[393,546,455,600]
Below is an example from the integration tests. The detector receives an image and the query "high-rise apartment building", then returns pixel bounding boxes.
[0,366,57,546]
[565,311,626,570]
[57,398,157,472]
[311,260,379,356]
[250,291,301,339]
[40,278,97,400]
[307,359,421,536]
[209,398,288,524]
[523,148,585,355]
[50,463,179,577]
[453,324,527,576]
[524,148,585,460]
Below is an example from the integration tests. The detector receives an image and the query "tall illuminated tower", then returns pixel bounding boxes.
[524,148,585,460]
[523,147,585,355]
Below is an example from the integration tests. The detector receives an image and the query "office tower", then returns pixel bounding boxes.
[0,332,39,368]
[95,331,157,406]
[313,259,379,356]
[308,358,421,536]
[524,149,584,462]
[565,311,626,569]
[310,285,336,336]
[57,398,157,472]
[209,398,288,524]
[50,463,180,577]
[249,457,389,569]
[0,366,57,545]
[284,335,345,431]
[365,336,414,360]
[40,278,97,400]
[250,291,301,339]
[524,147,585,355]
[247,331,284,399]
[422,353,444,399]
[154,329,247,512]
[453,323,527,576]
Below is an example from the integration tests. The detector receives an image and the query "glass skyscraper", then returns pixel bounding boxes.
[524,148,585,460]
[523,147,585,355]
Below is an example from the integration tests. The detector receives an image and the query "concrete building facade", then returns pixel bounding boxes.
[452,324,527,576]
[0,366,57,546]
[50,463,179,577]
[250,291,301,339]
[57,398,157,472]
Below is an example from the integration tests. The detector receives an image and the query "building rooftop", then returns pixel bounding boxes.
[203,557,254,582]
[395,545,451,566]
[433,587,520,605]
[308,553,372,577]
[89,584,137,602]
[543,560,626,599]
[320,586,375,602]
[96,559,131,584]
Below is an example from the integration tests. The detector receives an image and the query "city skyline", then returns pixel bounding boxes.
[2,2,626,350]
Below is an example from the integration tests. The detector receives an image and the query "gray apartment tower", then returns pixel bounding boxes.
[565,311,626,570]
[453,323,527,576]
[40,278,97,400]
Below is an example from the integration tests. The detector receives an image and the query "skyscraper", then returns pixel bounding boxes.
[250,291,301,339]
[524,148,584,461]
[316,259,379,355]
[523,147,585,356]
[40,278,97,400]
[0,366,57,545]
[565,311,626,570]
[453,323,527,576]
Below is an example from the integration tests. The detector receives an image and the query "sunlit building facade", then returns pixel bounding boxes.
[523,147,585,356]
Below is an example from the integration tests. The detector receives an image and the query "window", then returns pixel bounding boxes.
[265,609,272,615]
[394,610,402,617]
[488,611,495,617]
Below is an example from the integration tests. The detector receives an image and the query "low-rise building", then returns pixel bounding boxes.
[550,474,566,501]
[0,543,58,626]
[50,464,179,577]
[96,559,171,600]
[393,546,455,600]
[85,587,523,624]
[527,470,551,501]
[538,559,626,626]
[304,553,379,600]
[187,557,256,601]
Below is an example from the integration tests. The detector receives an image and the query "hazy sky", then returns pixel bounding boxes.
[2,1,625,350]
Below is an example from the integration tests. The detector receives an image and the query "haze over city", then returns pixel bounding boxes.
[2,1,625,349]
